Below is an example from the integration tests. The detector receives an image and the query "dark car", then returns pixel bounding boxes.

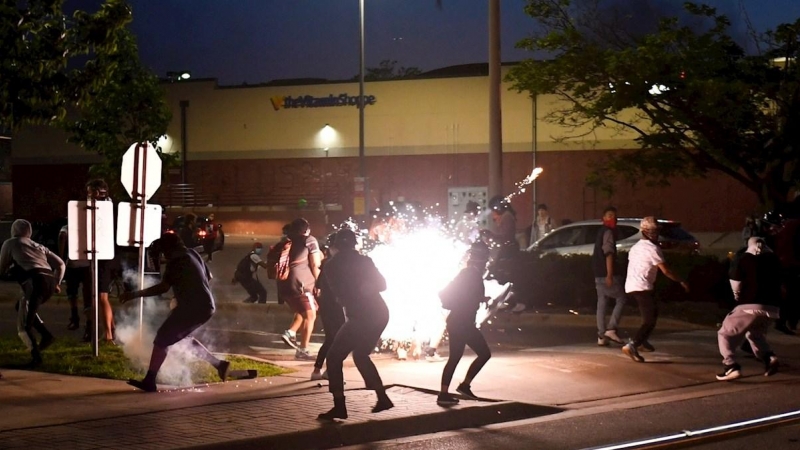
[167,215,225,254]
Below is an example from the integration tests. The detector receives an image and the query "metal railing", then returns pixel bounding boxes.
[154,183,341,208]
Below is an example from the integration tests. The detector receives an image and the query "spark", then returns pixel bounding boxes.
[503,167,543,203]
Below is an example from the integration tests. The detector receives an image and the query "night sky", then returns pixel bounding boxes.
[111,1,800,85]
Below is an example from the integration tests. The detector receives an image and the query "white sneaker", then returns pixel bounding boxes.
[597,336,608,346]
[311,371,325,381]
[603,329,625,345]
[281,330,298,350]
[295,348,314,361]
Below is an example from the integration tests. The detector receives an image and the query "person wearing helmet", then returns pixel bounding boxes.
[435,241,493,405]
[317,228,393,420]
[232,242,268,304]
[622,217,690,363]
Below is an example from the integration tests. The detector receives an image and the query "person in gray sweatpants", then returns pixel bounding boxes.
[716,236,782,381]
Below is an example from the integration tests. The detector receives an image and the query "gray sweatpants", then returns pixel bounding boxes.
[717,304,777,366]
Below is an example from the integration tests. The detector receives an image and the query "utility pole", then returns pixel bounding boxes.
[488,0,502,200]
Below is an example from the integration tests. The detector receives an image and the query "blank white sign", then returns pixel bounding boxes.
[116,202,162,247]
[67,200,116,261]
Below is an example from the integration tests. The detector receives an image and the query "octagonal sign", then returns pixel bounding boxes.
[121,142,162,201]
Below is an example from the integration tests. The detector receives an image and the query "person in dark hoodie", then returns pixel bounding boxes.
[716,236,782,381]
[119,233,229,392]
[310,232,347,381]
[436,241,492,405]
[317,229,393,420]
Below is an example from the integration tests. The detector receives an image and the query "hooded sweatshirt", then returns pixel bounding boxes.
[0,219,65,284]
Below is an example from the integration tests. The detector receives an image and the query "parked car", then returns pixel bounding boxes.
[526,218,699,256]
[167,215,225,254]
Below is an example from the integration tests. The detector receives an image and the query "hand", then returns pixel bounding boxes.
[680,281,690,293]
[55,285,61,294]
[119,291,134,304]
[605,276,614,288]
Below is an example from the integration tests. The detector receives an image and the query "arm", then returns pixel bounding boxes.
[58,231,68,261]
[364,257,387,293]
[119,281,172,303]
[309,251,322,280]
[657,263,689,292]
[602,229,616,286]
[45,249,66,285]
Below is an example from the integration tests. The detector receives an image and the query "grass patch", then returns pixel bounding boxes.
[0,337,291,382]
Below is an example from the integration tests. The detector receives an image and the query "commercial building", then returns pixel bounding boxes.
[11,64,758,234]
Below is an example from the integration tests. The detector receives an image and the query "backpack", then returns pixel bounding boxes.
[266,238,292,280]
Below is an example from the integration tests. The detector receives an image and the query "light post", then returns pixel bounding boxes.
[358,0,368,216]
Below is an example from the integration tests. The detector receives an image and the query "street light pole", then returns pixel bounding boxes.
[359,0,366,186]
[488,0,502,200]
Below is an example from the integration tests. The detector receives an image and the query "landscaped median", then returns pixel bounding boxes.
[0,336,291,382]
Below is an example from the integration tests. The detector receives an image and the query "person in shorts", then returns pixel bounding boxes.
[86,179,116,343]
[120,232,229,392]
[277,218,322,360]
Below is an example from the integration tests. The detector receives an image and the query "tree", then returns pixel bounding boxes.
[1,0,131,130]
[507,0,800,210]
[362,60,421,81]
[60,28,174,201]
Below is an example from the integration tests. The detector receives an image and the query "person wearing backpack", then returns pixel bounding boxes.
[277,218,322,360]
[436,241,492,405]
[231,242,268,304]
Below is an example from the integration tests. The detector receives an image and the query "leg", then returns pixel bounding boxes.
[441,324,467,391]
[98,292,114,340]
[189,337,230,380]
[319,321,357,420]
[462,327,492,385]
[632,291,658,347]
[595,278,610,338]
[314,306,345,371]
[606,277,627,331]
[240,276,261,302]
[351,308,392,412]
[744,316,773,360]
[717,307,756,366]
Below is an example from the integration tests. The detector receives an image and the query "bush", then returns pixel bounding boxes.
[502,250,732,309]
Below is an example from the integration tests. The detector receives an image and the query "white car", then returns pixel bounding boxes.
[526,218,700,256]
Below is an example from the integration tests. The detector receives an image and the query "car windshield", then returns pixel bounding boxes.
[659,223,694,240]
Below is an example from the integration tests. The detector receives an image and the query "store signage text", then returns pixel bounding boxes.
[271,93,377,111]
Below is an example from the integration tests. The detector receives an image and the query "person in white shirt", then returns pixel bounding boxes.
[0,219,65,367]
[622,217,689,363]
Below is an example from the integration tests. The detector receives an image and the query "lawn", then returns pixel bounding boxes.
[0,336,291,382]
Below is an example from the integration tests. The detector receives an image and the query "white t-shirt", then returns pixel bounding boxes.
[625,239,664,293]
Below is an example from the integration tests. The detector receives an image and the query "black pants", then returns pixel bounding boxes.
[629,290,659,346]
[65,266,92,310]
[17,271,56,356]
[315,302,346,370]
[326,302,389,394]
[236,273,267,303]
[441,316,491,387]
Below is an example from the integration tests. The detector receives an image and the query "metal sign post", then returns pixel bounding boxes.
[68,200,115,357]
[120,142,163,340]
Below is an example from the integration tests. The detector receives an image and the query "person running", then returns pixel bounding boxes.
[622,217,689,363]
[436,241,493,405]
[0,219,65,367]
[277,218,321,360]
[317,229,393,420]
[716,236,782,380]
[232,242,268,304]
[592,206,627,346]
[310,233,346,381]
[120,233,230,392]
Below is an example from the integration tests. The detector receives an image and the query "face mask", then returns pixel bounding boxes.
[603,217,617,229]
[254,248,263,255]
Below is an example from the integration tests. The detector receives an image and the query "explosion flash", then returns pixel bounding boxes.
[503,167,543,203]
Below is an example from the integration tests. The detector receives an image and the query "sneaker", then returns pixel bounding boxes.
[764,355,779,377]
[511,304,527,314]
[716,364,742,381]
[281,330,298,350]
[637,341,655,352]
[321,370,329,380]
[603,330,625,345]
[456,383,478,399]
[437,393,460,405]
[597,336,609,346]
[82,322,92,343]
[311,370,325,381]
[622,343,645,363]
[372,396,394,413]
[242,297,257,304]
[127,378,157,392]
[295,348,315,361]
[426,352,444,362]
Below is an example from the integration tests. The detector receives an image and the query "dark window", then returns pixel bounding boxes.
[659,223,694,240]
[618,225,639,240]
[582,225,602,245]
[538,227,584,249]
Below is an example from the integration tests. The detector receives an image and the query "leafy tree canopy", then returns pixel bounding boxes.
[507,0,800,209]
